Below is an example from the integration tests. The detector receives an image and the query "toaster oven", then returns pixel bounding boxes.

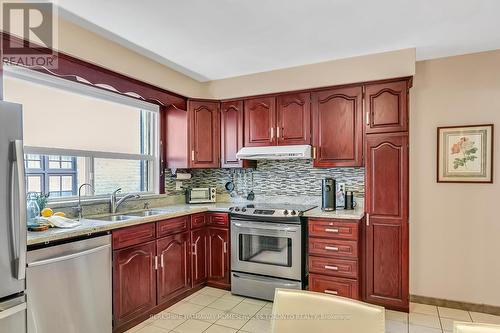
[185,187,217,204]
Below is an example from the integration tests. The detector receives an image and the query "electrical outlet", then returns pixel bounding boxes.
[175,181,183,191]
[337,182,346,192]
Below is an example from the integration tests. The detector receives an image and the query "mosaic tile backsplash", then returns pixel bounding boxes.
[165,160,365,199]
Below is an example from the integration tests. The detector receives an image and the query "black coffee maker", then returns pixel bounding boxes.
[321,178,336,211]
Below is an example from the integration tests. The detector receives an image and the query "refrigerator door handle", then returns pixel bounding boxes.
[10,140,27,280]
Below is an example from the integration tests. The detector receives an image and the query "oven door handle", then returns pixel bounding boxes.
[232,222,298,232]
[232,273,299,287]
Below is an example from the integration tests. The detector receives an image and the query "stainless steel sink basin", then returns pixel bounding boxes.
[125,210,169,217]
[93,215,136,222]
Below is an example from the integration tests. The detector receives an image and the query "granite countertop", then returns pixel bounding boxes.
[27,203,234,246]
[27,202,365,246]
[303,206,365,220]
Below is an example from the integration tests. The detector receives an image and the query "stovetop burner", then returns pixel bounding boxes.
[229,203,316,218]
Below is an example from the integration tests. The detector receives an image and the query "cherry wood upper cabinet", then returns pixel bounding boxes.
[221,101,256,168]
[312,86,363,167]
[277,93,311,145]
[113,241,156,327]
[191,228,208,287]
[244,97,276,147]
[189,100,220,168]
[207,227,230,287]
[364,132,409,311]
[364,80,409,134]
[156,232,191,305]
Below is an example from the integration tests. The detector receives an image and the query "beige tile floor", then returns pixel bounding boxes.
[126,287,500,333]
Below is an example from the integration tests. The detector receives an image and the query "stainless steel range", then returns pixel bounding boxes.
[230,203,316,301]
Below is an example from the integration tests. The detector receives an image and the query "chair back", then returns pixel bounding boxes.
[271,288,385,333]
[454,322,500,333]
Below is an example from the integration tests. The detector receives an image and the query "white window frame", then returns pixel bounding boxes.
[5,66,160,201]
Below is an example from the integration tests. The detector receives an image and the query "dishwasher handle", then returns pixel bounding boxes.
[27,244,111,267]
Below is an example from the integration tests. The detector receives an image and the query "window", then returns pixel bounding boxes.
[4,66,160,200]
[25,154,78,197]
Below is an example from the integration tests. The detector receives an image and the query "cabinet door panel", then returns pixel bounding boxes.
[365,80,408,134]
[365,132,409,311]
[189,100,220,168]
[244,97,276,146]
[312,86,363,167]
[113,241,156,327]
[157,232,191,304]
[191,228,208,287]
[207,228,229,285]
[277,93,310,145]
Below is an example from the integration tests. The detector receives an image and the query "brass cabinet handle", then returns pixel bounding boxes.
[223,242,227,254]
[325,246,339,251]
[324,265,339,271]
[366,111,370,126]
[160,254,164,268]
[191,150,195,161]
[325,228,339,233]
[154,256,158,270]
[325,290,338,295]
[270,127,274,141]
[313,147,317,159]
[276,126,280,139]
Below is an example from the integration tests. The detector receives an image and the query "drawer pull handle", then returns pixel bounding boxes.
[325,228,339,233]
[325,290,338,295]
[325,246,339,251]
[324,265,338,271]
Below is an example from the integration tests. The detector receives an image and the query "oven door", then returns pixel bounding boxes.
[231,219,302,280]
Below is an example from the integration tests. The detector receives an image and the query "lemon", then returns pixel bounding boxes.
[41,208,53,217]
[54,212,66,217]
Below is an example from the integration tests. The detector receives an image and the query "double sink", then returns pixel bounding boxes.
[92,209,171,222]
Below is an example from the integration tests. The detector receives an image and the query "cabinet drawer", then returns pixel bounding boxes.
[308,274,359,299]
[112,223,156,250]
[157,216,189,237]
[308,256,358,279]
[308,219,359,240]
[190,213,207,229]
[207,213,229,227]
[308,238,358,259]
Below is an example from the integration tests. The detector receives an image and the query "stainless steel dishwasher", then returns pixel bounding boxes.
[26,234,112,333]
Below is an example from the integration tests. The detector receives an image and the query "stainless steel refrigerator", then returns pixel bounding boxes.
[0,101,27,333]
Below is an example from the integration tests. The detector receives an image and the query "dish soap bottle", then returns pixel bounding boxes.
[27,193,40,225]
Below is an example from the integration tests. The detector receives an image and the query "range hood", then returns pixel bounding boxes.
[236,145,312,160]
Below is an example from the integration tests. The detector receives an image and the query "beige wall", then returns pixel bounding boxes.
[410,50,500,306]
[205,49,416,99]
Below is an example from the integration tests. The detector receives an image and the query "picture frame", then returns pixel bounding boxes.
[437,124,494,183]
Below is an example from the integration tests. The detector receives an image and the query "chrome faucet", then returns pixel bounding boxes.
[75,183,94,220]
[110,188,140,214]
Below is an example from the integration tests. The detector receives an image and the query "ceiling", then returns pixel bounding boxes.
[57,0,500,82]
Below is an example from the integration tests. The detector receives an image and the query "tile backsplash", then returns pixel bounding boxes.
[166,159,364,199]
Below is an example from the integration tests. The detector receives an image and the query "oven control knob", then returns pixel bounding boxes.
[291,210,297,215]
[241,208,247,212]
[235,207,240,212]
[229,207,234,211]
[283,210,289,215]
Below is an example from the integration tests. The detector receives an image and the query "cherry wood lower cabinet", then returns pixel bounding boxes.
[364,132,409,311]
[207,227,230,288]
[308,218,361,300]
[112,213,231,331]
[157,232,191,305]
[191,228,208,287]
[113,241,156,328]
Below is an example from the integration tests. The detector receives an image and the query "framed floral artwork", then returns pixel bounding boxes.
[437,124,494,183]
